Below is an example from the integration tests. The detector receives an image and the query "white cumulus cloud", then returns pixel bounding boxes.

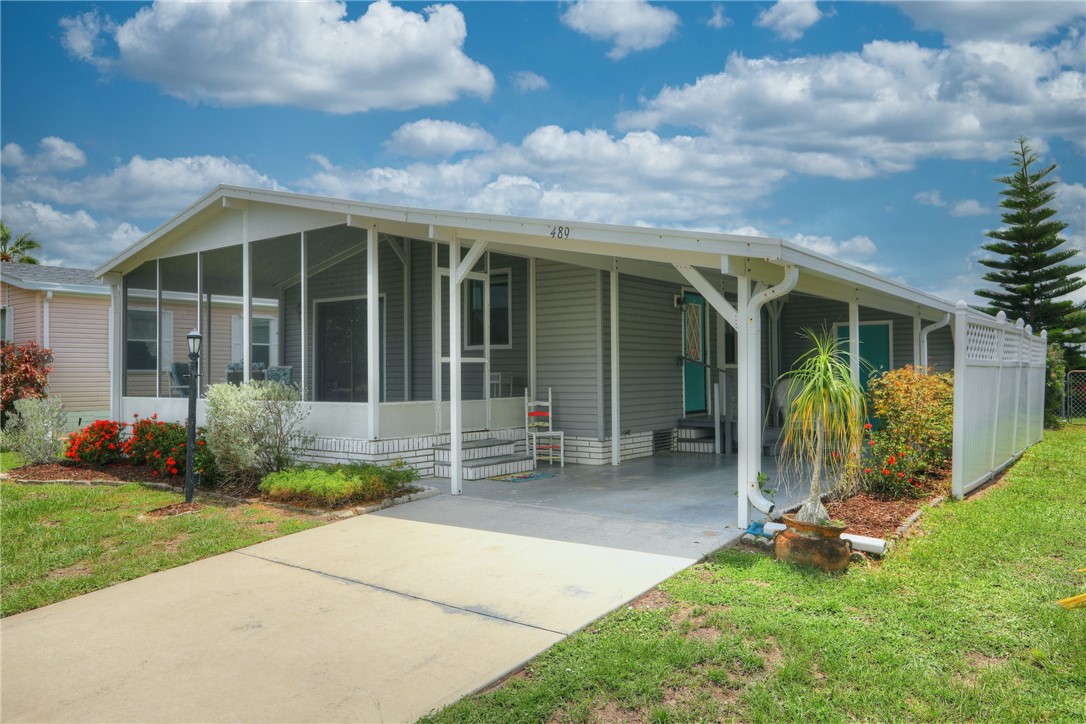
[914,190,946,207]
[1,137,87,174]
[561,0,681,59]
[386,120,497,158]
[59,0,494,113]
[707,4,732,30]
[0,200,146,269]
[755,1,824,42]
[511,71,549,92]
[897,1,1086,43]
[949,199,989,217]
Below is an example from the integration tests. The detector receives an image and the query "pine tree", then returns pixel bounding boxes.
[976,137,1086,365]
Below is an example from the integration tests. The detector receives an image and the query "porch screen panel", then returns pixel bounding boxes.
[250,234,298,385]
[200,245,243,389]
[160,254,199,399]
[122,261,159,397]
[314,297,384,402]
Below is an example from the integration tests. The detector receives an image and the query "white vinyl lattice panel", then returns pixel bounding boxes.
[965,323,999,361]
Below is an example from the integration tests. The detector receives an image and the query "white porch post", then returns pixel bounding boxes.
[450,238,463,494]
[367,225,380,439]
[242,210,251,383]
[913,314,922,367]
[155,260,162,398]
[105,273,123,420]
[849,298,860,385]
[736,271,754,529]
[610,264,621,466]
[300,232,308,400]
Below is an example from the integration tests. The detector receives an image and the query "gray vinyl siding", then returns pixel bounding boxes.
[410,239,434,400]
[282,237,406,402]
[536,260,600,437]
[617,274,683,434]
[926,326,954,372]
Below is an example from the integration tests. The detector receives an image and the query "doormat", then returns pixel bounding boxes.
[491,472,556,482]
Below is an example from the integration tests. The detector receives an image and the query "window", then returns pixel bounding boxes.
[315,297,384,402]
[126,309,158,371]
[252,318,271,367]
[465,271,511,348]
[0,306,10,342]
[230,315,278,368]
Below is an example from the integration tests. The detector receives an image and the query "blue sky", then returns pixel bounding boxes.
[2,1,1084,306]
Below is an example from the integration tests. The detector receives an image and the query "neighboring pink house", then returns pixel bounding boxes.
[1,262,112,429]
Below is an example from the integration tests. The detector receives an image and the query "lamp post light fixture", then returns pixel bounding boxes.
[185,328,202,504]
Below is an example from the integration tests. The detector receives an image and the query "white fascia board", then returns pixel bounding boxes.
[0,279,108,297]
[94,186,231,278]
[779,245,956,316]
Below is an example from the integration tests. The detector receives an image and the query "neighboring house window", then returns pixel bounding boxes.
[466,271,511,348]
[0,306,10,342]
[230,315,278,368]
[126,309,172,371]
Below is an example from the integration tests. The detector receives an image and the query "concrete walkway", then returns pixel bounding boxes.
[2,491,739,723]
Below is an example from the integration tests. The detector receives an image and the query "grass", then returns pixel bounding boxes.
[0,482,325,617]
[424,426,1086,723]
[0,450,28,471]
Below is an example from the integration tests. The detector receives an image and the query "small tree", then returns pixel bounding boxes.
[777,328,867,524]
[976,137,1086,367]
[1044,343,1067,429]
[0,340,54,428]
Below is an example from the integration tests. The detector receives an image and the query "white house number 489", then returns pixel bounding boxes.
[549,225,571,239]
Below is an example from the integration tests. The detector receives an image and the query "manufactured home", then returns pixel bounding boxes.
[94,186,1046,526]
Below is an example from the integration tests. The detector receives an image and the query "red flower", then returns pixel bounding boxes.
[864,423,872,430]
[864,468,872,474]
[882,469,890,475]
[898,472,905,478]
[868,440,875,446]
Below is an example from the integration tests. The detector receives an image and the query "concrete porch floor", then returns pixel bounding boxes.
[408,452,808,557]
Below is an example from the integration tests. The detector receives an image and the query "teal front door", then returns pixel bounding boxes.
[683,292,707,414]
[836,322,891,390]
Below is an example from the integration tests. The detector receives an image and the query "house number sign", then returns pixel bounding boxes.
[549,225,572,239]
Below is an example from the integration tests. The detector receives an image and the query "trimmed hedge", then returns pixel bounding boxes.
[258,462,419,508]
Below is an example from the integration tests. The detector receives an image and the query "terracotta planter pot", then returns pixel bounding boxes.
[774,513,852,571]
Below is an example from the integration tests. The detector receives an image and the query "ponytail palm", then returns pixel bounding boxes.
[778,327,867,524]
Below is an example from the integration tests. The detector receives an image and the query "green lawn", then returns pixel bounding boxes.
[425,427,1086,723]
[0,482,325,617]
[0,450,28,472]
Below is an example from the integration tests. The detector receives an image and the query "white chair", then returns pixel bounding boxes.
[525,387,564,466]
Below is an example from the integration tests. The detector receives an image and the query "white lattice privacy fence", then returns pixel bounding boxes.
[951,303,1047,498]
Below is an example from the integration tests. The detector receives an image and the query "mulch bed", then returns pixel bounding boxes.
[5,461,160,483]
[142,502,205,518]
[824,492,933,538]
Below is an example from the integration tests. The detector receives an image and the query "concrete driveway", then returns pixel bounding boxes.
[2,490,737,723]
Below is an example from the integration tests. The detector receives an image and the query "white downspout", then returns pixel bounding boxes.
[42,291,53,348]
[920,313,951,371]
[739,263,799,522]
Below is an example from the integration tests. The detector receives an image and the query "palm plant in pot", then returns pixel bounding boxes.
[774,327,867,570]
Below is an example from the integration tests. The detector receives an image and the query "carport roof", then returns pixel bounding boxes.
[95,184,958,319]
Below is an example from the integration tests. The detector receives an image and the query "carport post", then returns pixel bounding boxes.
[367,225,380,439]
[610,265,620,466]
[736,274,754,529]
[449,239,463,495]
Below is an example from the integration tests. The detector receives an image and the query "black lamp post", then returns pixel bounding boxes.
[185,328,202,504]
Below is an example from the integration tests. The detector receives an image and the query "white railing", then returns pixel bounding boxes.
[951,303,1047,498]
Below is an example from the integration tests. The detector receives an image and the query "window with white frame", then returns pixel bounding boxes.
[230,315,278,367]
[126,309,172,371]
[465,271,511,348]
[0,306,10,342]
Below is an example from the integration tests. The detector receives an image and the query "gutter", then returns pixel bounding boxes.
[919,313,951,370]
[744,263,799,515]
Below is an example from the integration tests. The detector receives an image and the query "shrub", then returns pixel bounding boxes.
[1044,343,1067,429]
[1,340,53,428]
[861,365,953,497]
[259,461,418,508]
[124,414,217,484]
[204,381,312,486]
[5,397,67,464]
[65,419,125,466]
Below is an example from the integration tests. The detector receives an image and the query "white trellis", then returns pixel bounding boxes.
[951,303,1047,498]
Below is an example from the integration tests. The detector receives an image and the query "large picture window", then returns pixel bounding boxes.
[465,271,511,349]
[315,297,384,402]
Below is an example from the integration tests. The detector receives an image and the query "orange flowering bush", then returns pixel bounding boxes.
[65,419,125,466]
[861,365,953,497]
[124,414,217,482]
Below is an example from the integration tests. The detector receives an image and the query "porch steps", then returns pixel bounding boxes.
[675,424,716,453]
[432,437,535,480]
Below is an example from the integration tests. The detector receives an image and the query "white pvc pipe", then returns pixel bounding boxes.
[761,522,887,555]
[919,312,951,371]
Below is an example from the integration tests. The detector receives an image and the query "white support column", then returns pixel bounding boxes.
[449,238,463,495]
[242,210,251,383]
[300,232,308,400]
[367,225,380,439]
[529,257,537,397]
[849,297,860,386]
[404,239,412,401]
[105,273,124,420]
[951,300,969,499]
[484,252,492,430]
[196,252,204,394]
[610,263,621,466]
[913,314,922,367]
[155,259,162,397]
[736,271,752,528]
